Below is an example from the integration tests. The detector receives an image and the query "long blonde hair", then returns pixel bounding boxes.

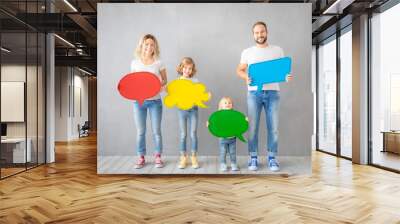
[134,34,160,60]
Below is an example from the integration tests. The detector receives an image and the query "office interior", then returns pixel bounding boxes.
[0,0,399,222]
[1,0,399,178]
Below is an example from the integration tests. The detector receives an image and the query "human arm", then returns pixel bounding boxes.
[159,68,167,91]
[286,74,293,82]
[236,63,251,85]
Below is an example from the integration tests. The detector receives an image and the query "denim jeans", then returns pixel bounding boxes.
[247,90,280,157]
[178,107,198,153]
[219,138,237,164]
[133,99,163,156]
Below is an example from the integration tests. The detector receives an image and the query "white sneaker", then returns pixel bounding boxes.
[231,163,240,171]
[268,158,280,172]
[220,163,228,172]
[248,157,258,171]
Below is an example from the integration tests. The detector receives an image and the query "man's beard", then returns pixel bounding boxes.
[255,37,266,44]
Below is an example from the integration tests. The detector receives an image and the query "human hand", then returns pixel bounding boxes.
[246,75,252,85]
[286,74,293,82]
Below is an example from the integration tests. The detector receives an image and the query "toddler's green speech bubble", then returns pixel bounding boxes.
[208,110,249,142]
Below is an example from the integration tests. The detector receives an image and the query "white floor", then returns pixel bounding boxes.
[98,156,311,175]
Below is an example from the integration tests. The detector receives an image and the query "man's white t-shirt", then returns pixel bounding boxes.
[130,59,166,100]
[240,45,284,91]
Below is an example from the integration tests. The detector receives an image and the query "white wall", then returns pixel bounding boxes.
[1,65,41,138]
[312,45,316,150]
[98,4,313,156]
[1,63,46,164]
[55,67,89,141]
[72,72,89,138]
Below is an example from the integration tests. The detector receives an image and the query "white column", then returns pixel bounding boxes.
[46,32,55,163]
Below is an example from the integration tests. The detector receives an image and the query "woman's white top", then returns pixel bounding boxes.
[130,59,166,100]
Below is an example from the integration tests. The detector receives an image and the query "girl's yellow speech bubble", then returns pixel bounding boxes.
[164,79,211,110]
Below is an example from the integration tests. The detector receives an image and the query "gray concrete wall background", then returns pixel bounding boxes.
[98,3,312,157]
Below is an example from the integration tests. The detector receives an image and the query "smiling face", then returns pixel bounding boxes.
[253,24,268,45]
[219,97,233,110]
[177,57,196,78]
[142,38,155,57]
[182,64,194,78]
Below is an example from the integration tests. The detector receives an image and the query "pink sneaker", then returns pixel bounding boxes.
[135,156,145,169]
[155,154,164,168]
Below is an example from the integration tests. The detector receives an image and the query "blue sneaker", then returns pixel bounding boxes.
[248,157,258,171]
[268,157,280,172]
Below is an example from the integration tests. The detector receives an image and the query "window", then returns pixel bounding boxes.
[318,36,337,154]
[371,2,400,171]
[340,29,352,158]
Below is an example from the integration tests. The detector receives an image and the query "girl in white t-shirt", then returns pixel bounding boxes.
[130,34,167,169]
[176,57,200,169]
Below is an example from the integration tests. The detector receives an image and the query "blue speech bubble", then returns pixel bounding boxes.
[248,57,292,91]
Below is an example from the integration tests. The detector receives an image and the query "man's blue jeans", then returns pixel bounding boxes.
[247,90,280,157]
[133,99,163,156]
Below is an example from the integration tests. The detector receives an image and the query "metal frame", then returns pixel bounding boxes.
[367,0,400,172]
[0,22,2,179]
[336,25,341,157]
[315,22,353,162]
[367,10,373,166]
[0,0,47,180]
[316,0,400,173]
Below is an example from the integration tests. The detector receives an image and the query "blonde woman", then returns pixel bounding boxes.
[131,34,167,169]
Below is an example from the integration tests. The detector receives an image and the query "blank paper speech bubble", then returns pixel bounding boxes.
[117,72,161,105]
[248,57,292,91]
[208,110,249,142]
[164,79,211,110]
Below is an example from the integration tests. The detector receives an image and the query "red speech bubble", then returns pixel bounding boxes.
[117,72,161,105]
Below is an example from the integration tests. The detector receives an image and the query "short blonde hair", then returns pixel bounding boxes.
[135,34,160,60]
[176,57,197,78]
[218,97,233,110]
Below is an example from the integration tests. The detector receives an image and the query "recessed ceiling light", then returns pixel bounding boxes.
[322,0,353,15]
[54,34,75,48]
[78,67,93,76]
[63,0,78,12]
[1,47,11,53]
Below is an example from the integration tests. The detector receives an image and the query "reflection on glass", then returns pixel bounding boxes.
[0,1,47,179]
[1,32,27,177]
[371,3,400,171]
[340,29,352,158]
[318,37,337,154]
[38,33,46,165]
[27,32,38,169]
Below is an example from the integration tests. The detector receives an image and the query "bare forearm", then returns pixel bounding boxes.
[237,70,248,80]
[161,78,167,86]
[236,63,249,81]
[160,70,168,86]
